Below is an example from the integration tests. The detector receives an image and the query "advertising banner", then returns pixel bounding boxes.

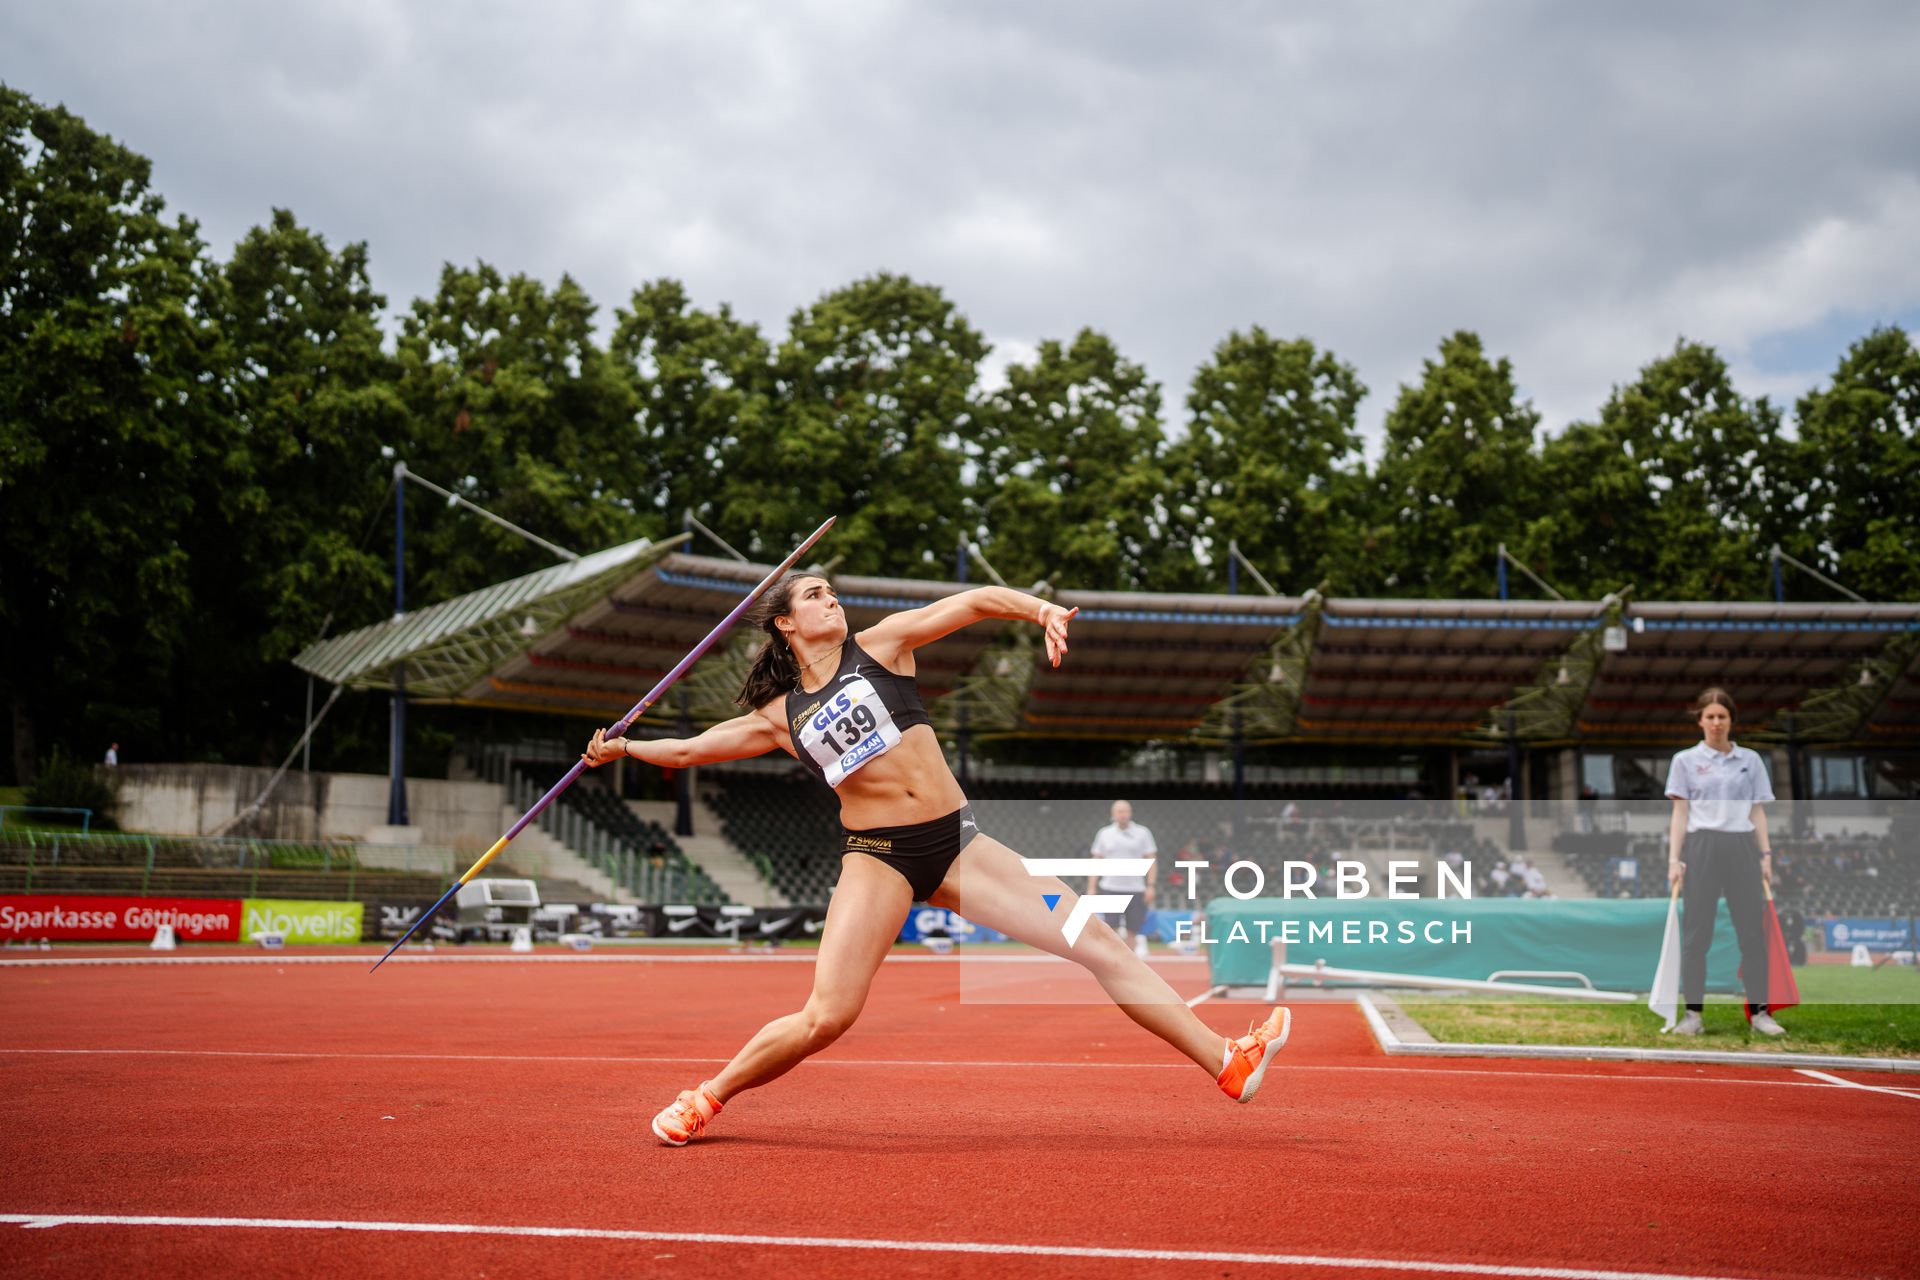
[0,894,242,942]
[746,906,829,942]
[589,903,661,937]
[1821,918,1916,953]
[240,898,364,944]
[368,899,457,943]
[897,906,1007,945]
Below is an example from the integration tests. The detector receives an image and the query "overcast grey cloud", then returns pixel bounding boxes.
[8,1,1920,445]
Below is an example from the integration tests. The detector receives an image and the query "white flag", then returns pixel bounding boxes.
[1648,889,1681,1032]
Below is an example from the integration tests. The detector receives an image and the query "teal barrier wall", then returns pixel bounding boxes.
[1203,896,1745,993]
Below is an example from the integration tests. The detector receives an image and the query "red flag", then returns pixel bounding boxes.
[1741,883,1801,1021]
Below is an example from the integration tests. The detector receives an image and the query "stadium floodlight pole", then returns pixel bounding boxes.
[368,515,838,973]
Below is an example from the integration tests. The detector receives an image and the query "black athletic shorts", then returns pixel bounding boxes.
[840,805,981,901]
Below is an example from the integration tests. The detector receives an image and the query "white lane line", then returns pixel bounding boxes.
[0,1211,1765,1279]
[1794,1068,1920,1101]
[0,1046,1905,1091]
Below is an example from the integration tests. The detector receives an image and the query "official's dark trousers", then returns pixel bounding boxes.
[1680,829,1769,1009]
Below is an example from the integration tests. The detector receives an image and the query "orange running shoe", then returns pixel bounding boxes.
[1216,1006,1291,1102]
[651,1085,723,1146]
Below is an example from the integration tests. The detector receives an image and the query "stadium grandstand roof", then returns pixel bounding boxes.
[294,545,1920,750]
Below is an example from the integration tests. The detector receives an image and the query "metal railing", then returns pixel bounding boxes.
[0,806,95,834]
[507,774,724,904]
[0,829,463,898]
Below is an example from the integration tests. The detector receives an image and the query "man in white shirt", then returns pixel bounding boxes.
[1089,800,1157,957]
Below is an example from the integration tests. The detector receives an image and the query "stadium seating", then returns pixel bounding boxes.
[701,771,842,903]
[510,763,728,904]
[1553,826,1918,919]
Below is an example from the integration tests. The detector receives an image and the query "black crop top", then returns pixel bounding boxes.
[784,638,933,789]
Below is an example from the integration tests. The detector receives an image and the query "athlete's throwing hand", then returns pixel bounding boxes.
[1038,603,1079,667]
[582,727,626,767]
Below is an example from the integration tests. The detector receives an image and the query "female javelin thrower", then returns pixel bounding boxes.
[583,575,1290,1145]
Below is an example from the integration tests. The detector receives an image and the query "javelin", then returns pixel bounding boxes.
[369,516,837,972]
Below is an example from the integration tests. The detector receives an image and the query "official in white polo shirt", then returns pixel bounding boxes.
[1664,686,1783,1036]
[1089,800,1157,957]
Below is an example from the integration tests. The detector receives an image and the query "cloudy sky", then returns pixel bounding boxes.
[9,1,1920,446]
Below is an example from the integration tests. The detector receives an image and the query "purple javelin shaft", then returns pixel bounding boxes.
[502,514,835,841]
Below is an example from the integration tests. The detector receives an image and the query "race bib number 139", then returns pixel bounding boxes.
[798,676,903,787]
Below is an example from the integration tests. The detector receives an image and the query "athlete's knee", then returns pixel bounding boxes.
[799,998,861,1050]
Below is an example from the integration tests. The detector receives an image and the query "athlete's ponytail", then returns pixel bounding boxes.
[735,572,816,710]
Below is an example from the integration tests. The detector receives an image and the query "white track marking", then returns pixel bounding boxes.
[0,1212,1767,1279]
[1794,1068,1920,1101]
[0,1046,1906,1091]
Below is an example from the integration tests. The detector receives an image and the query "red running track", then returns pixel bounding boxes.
[1,949,1916,1279]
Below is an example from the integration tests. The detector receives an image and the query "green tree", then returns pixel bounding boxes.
[216,209,404,659]
[973,329,1168,591]
[717,274,984,576]
[1164,327,1369,594]
[0,88,230,778]
[394,263,645,603]
[142,210,414,767]
[1535,341,1785,600]
[1792,327,1920,600]
[609,279,773,538]
[1530,415,1653,598]
[1371,332,1542,597]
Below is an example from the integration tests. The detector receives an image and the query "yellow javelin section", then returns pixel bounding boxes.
[458,835,514,886]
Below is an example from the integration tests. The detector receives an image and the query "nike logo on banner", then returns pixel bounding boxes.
[758,915,798,934]
[804,919,826,934]
[667,916,701,933]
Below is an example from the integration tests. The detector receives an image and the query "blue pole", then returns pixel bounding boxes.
[1497,545,1510,600]
[388,464,409,827]
[1772,548,1785,602]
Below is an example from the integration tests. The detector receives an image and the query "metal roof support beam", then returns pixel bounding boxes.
[935,632,1035,735]
[1767,628,1920,746]
[1481,592,1629,743]
[962,540,1015,590]
[1226,540,1281,598]
[1769,543,1866,604]
[396,462,580,563]
[684,510,749,562]
[1192,592,1323,743]
[1496,544,1567,602]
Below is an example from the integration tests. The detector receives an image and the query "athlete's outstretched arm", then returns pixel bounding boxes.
[583,714,782,770]
[862,586,1078,666]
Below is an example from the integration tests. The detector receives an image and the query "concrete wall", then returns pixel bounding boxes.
[109,764,504,849]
